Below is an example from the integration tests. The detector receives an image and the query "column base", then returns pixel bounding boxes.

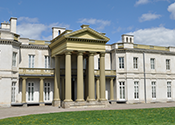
[76,99,85,102]
[99,98,107,101]
[52,100,61,107]
[39,102,45,106]
[64,99,73,102]
[22,103,27,107]
[62,101,74,108]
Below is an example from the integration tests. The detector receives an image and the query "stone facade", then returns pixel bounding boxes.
[0,17,175,108]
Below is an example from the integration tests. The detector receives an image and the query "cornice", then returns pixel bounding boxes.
[20,44,49,50]
[115,48,175,55]
[0,39,21,47]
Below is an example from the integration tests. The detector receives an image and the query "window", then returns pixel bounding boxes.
[29,55,34,68]
[130,38,132,43]
[45,56,50,68]
[150,58,155,69]
[166,59,170,70]
[12,52,17,66]
[11,82,16,102]
[44,83,51,101]
[134,81,139,99]
[119,82,125,99]
[133,57,138,69]
[151,82,156,98]
[28,83,34,101]
[167,82,171,98]
[126,37,128,42]
[119,57,124,69]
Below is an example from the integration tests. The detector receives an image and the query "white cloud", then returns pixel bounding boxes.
[168,2,175,20]
[139,13,161,22]
[135,0,169,6]
[77,18,110,30]
[17,17,70,40]
[18,17,39,23]
[135,0,150,6]
[127,27,175,46]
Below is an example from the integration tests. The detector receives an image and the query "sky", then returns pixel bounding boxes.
[1,0,175,46]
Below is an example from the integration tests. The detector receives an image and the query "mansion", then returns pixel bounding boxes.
[0,17,175,108]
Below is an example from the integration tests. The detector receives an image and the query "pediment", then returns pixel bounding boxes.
[64,28,110,41]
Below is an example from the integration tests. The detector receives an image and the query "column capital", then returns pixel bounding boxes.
[22,77,27,80]
[77,52,83,56]
[100,52,105,57]
[65,51,72,55]
[40,77,45,80]
[110,77,114,80]
[89,52,95,56]
[96,77,100,80]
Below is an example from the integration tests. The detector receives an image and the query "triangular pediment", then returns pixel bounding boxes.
[64,28,110,41]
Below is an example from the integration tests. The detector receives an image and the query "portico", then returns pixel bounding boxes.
[49,25,110,108]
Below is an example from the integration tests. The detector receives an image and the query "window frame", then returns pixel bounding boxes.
[11,82,16,103]
[44,82,51,101]
[29,55,35,68]
[151,81,156,99]
[133,57,138,69]
[12,52,17,67]
[167,81,171,98]
[166,59,170,70]
[119,81,125,100]
[119,57,124,69]
[150,58,155,70]
[134,81,139,99]
[27,82,34,102]
[45,55,50,69]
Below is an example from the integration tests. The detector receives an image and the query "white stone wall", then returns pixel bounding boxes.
[19,48,50,68]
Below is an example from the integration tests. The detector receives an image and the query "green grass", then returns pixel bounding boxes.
[0,107,175,125]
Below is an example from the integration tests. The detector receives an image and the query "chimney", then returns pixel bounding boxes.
[1,21,10,29]
[122,34,134,43]
[9,17,17,33]
[52,27,66,39]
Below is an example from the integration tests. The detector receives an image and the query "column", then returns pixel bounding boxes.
[22,77,27,105]
[39,77,44,106]
[100,53,106,101]
[76,52,84,102]
[87,53,95,101]
[110,78,114,100]
[96,78,100,100]
[61,77,65,101]
[53,55,60,106]
[85,56,89,100]
[64,52,72,102]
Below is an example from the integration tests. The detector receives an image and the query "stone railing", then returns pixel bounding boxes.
[19,68,54,76]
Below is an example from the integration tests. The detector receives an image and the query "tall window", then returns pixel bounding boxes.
[44,83,51,101]
[119,57,124,69]
[151,82,156,98]
[134,81,139,99]
[11,82,16,102]
[45,56,50,68]
[166,59,170,70]
[119,82,125,99]
[167,82,171,98]
[28,83,34,101]
[12,52,17,66]
[29,55,34,68]
[150,58,155,69]
[133,57,138,69]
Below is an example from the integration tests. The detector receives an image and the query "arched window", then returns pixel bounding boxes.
[126,37,128,42]
[130,38,132,43]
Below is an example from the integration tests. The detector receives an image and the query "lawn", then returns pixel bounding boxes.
[0,107,175,125]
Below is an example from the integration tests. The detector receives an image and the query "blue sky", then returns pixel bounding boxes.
[1,0,175,46]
